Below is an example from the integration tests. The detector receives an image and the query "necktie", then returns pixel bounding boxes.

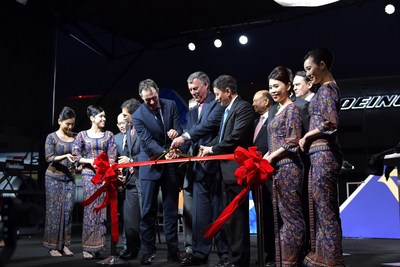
[253,116,265,142]
[219,108,229,142]
[128,127,135,174]
[154,108,164,131]
[198,102,204,119]
[122,134,129,156]
[130,127,135,143]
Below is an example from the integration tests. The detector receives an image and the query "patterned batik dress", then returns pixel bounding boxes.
[303,82,345,267]
[73,130,116,253]
[268,103,306,267]
[43,132,76,251]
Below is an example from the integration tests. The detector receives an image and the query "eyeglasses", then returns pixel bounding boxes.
[117,122,125,126]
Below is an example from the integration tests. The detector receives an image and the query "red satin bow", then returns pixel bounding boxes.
[203,146,274,239]
[80,152,122,243]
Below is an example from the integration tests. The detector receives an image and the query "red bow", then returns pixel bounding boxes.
[203,146,274,239]
[80,152,123,243]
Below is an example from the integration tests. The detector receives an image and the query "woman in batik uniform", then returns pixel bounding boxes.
[73,105,117,260]
[43,106,76,257]
[300,47,344,267]
[264,66,306,267]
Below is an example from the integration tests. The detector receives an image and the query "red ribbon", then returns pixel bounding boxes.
[80,153,123,243]
[203,146,274,239]
[80,152,236,243]
[80,147,271,243]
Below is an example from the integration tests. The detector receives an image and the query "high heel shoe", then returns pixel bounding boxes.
[49,250,63,257]
[63,246,74,256]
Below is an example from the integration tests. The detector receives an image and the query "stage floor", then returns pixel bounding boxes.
[2,225,400,267]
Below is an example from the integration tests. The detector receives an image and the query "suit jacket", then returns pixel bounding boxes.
[211,96,254,184]
[183,93,225,181]
[132,98,183,181]
[253,113,269,155]
[124,123,141,185]
[115,132,125,157]
[269,96,310,136]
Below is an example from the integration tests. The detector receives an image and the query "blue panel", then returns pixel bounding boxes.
[249,191,257,234]
[340,172,400,239]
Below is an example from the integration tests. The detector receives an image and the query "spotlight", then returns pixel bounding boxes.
[274,0,339,6]
[214,39,222,48]
[188,42,196,51]
[385,3,395,14]
[239,35,248,45]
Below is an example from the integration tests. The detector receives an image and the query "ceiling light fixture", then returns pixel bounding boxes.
[239,35,248,45]
[188,42,196,51]
[274,0,339,7]
[385,3,395,14]
[214,39,222,48]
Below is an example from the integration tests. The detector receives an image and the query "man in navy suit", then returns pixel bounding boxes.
[200,75,254,267]
[170,71,229,266]
[132,79,183,265]
[252,90,276,267]
[117,98,142,260]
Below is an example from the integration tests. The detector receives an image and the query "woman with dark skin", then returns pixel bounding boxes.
[43,106,77,257]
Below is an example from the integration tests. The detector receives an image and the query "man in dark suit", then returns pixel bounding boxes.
[132,79,183,265]
[115,112,128,250]
[200,75,254,267]
[252,90,276,267]
[170,71,229,266]
[293,71,315,102]
[115,113,127,157]
[117,98,142,260]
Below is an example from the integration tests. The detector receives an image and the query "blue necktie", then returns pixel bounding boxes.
[219,108,229,142]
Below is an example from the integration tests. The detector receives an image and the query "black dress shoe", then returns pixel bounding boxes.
[265,260,276,267]
[167,251,184,262]
[180,254,208,266]
[140,254,152,265]
[213,257,230,267]
[119,249,138,260]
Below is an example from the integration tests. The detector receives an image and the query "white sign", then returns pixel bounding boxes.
[341,95,400,110]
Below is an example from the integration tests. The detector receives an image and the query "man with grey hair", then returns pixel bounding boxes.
[171,71,229,266]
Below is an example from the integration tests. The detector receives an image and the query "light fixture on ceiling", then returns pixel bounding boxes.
[385,1,396,15]
[274,0,340,7]
[239,35,248,45]
[214,38,222,48]
[188,42,196,51]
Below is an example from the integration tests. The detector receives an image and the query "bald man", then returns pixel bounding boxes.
[252,90,276,267]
